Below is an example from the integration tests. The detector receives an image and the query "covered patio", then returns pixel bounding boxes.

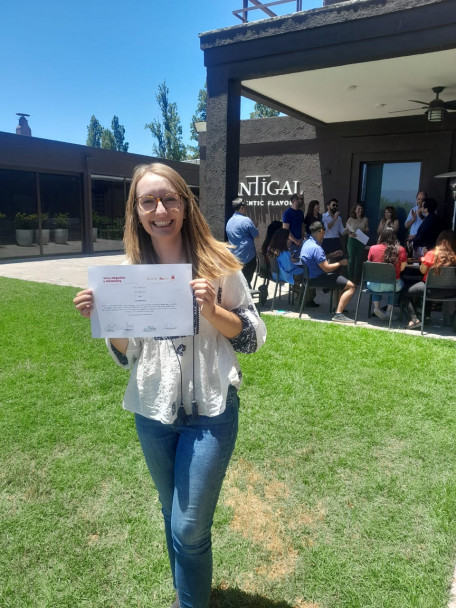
[198,0,456,240]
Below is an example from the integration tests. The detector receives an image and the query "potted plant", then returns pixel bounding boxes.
[14,212,35,246]
[31,213,50,245]
[53,213,70,244]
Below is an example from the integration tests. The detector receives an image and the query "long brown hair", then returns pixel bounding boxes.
[268,228,290,256]
[378,226,400,264]
[432,230,456,275]
[123,163,242,279]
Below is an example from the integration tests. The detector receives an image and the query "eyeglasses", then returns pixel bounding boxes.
[136,192,182,213]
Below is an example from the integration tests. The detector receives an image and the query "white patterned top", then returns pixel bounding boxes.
[106,270,267,424]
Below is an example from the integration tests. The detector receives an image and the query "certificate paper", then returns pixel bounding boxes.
[88,264,193,338]
[355,229,369,245]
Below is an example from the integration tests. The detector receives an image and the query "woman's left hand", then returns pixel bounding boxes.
[190,278,216,319]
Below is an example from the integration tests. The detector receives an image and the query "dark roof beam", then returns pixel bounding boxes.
[241,85,326,126]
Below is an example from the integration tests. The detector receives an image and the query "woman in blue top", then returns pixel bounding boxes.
[269,228,304,284]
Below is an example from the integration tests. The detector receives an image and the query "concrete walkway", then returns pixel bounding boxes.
[0,253,126,289]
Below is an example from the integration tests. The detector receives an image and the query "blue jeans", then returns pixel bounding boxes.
[367,278,403,306]
[134,388,239,608]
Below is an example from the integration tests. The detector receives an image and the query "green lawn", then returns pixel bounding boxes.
[1,276,456,608]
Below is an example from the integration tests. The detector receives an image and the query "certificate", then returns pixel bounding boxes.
[355,229,369,245]
[88,264,194,338]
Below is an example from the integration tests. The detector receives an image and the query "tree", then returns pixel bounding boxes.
[101,128,116,150]
[86,115,103,147]
[249,103,281,119]
[145,81,187,160]
[111,115,129,152]
[188,83,207,159]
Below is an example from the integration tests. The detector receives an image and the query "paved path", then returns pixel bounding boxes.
[0,253,125,289]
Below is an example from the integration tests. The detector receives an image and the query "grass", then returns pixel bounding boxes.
[1,276,456,607]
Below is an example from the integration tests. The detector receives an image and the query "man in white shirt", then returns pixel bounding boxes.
[405,191,426,258]
[322,198,345,258]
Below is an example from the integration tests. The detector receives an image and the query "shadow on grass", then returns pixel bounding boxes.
[211,586,294,607]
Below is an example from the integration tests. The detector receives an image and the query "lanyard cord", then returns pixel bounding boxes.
[171,337,198,418]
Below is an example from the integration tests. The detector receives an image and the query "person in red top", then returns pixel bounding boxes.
[367,227,407,321]
[403,230,456,329]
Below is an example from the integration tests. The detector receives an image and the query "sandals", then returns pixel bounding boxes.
[406,318,421,330]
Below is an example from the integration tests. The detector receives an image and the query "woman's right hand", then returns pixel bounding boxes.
[73,289,94,318]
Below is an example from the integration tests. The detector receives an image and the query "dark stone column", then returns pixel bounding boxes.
[203,69,241,241]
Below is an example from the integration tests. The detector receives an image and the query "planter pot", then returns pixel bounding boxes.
[16,228,34,247]
[93,227,98,242]
[54,228,68,244]
[34,228,50,245]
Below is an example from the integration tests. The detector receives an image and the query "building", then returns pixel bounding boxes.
[0,126,199,260]
[198,0,456,244]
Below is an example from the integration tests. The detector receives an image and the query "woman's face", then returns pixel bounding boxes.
[384,209,392,219]
[313,203,320,216]
[355,205,363,218]
[135,173,185,245]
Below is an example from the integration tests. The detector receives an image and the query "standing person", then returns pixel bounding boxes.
[300,221,356,323]
[407,197,441,254]
[304,199,323,237]
[226,197,259,287]
[322,198,345,259]
[346,203,369,284]
[404,191,426,258]
[367,227,407,321]
[376,206,399,235]
[282,193,305,259]
[73,163,267,608]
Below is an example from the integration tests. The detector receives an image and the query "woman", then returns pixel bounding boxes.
[367,227,407,321]
[403,229,456,329]
[73,163,267,608]
[304,199,322,236]
[346,203,369,284]
[268,227,319,307]
[261,219,282,257]
[377,206,399,235]
[268,227,304,285]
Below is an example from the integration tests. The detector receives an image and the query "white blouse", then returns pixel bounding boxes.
[106,270,267,424]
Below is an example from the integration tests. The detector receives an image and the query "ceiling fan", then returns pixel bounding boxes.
[390,86,456,122]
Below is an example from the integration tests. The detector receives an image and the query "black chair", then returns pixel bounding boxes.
[268,254,299,312]
[253,252,271,289]
[298,262,335,318]
[354,261,397,329]
[420,266,456,335]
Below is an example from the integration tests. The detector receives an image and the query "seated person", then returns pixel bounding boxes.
[261,220,282,259]
[403,230,456,329]
[300,221,356,323]
[268,228,304,284]
[268,227,319,307]
[367,227,407,322]
[377,206,399,235]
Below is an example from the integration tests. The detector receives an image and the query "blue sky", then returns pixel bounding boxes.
[1,0,320,156]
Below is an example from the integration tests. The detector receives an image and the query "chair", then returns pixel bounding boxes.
[298,262,335,318]
[420,266,456,335]
[253,252,271,289]
[268,254,299,311]
[354,261,397,329]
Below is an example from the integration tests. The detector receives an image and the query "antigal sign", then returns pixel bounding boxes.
[238,174,300,207]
